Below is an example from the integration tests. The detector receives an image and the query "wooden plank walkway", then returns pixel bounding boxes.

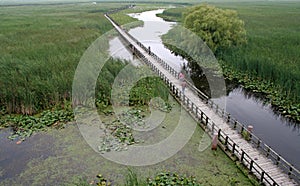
[105,14,298,186]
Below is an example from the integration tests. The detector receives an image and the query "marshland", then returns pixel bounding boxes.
[0,0,299,185]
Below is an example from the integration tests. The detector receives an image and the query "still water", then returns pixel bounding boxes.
[110,9,187,72]
[109,9,300,169]
[1,9,298,184]
[0,129,55,180]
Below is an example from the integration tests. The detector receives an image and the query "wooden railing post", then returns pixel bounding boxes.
[227,114,231,123]
[175,88,179,97]
[218,129,221,139]
[288,166,293,176]
[260,171,265,183]
[276,155,280,165]
[206,117,209,128]
[191,102,194,113]
[196,107,199,119]
[225,136,229,146]
[172,85,175,95]
[257,140,261,148]
[211,122,215,134]
[241,150,245,162]
[233,120,237,129]
[249,160,254,172]
[232,143,236,155]
[266,146,270,157]
[241,126,244,134]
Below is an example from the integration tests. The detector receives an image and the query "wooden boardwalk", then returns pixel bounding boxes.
[105,14,299,186]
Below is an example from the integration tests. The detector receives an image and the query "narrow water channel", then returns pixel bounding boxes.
[109,9,300,169]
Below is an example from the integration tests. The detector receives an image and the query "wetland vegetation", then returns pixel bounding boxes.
[159,1,300,122]
[0,3,170,140]
[2,1,295,185]
[0,100,258,185]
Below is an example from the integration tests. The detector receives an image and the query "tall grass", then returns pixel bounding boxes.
[95,59,170,109]
[124,169,147,186]
[159,2,300,121]
[160,2,300,103]
[213,1,300,103]
[0,3,127,114]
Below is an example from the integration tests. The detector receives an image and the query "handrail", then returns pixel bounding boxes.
[105,11,299,185]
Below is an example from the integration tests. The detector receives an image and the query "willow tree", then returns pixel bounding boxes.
[183,4,247,54]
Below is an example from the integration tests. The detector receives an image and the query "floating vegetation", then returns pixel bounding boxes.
[98,106,171,153]
[119,109,147,129]
[222,62,300,122]
[1,106,74,141]
[98,109,145,153]
[88,171,200,186]
[147,172,200,186]
[95,174,112,186]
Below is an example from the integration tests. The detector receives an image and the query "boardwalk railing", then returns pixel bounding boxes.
[105,13,300,185]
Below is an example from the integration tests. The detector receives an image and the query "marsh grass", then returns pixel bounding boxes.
[211,2,300,100]
[159,1,300,121]
[214,1,300,121]
[0,3,128,115]
[0,3,173,139]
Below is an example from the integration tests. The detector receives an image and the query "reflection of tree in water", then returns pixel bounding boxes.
[181,59,226,99]
[183,60,210,97]
[243,86,299,129]
[239,85,300,130]
[163,29,299,129]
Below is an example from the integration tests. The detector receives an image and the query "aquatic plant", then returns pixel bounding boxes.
[98,108,153,153]
[96,174,112,186]
[3,105,74,140]
[147,172,200,186]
